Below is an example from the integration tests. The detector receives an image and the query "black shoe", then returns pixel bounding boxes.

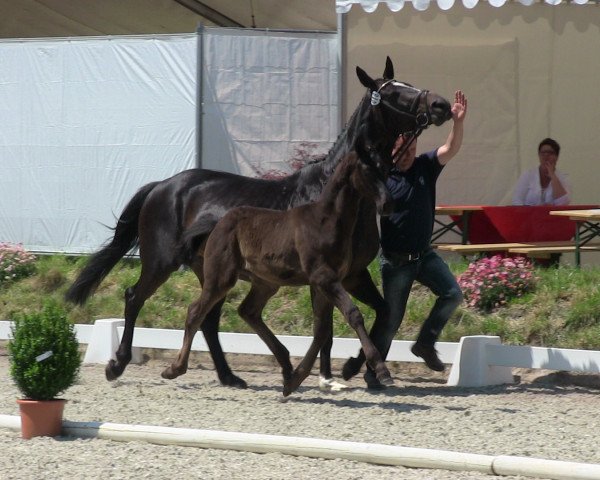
[363,372,387,390]
[411,342,445,372]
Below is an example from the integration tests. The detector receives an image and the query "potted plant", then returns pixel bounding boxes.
[8,300,81,439]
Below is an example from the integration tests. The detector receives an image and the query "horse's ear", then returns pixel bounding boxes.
[356,66,377,92]
[383,56,394,80]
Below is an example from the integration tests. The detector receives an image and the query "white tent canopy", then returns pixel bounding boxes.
[0,0,336,39]
[337,0,593,12]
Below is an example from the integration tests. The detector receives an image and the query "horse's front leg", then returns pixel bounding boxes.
[341,269,390,380]
[311,286,347,392]
[314,274,393,387]
[288,288,346,394]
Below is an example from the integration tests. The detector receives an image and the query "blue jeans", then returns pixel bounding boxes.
[370,248,463,368]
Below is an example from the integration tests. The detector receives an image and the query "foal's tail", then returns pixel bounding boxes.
[65,181,160,305]
[180,214,220,265]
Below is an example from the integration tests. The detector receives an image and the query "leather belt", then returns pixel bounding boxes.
[383,250,426,264]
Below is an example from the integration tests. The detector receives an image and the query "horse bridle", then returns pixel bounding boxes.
[370,79,431,160]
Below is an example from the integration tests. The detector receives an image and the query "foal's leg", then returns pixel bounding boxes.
[340,269,390,380]
[162,260,238,380]
[161,287,230,379]
[191,260,248,389]
[311,287,347,392]
[313,273,393,387]
[237,282,294,391]
[286,289,336,395]
[200,301,248,389]
[311,286,333,380]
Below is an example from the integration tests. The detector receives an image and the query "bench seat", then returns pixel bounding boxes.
[508,244,600,259]
[435,241,600,259]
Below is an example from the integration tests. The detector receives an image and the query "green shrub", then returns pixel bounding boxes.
[8,301,81,400]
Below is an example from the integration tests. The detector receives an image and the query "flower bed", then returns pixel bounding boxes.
[457,255,537,312]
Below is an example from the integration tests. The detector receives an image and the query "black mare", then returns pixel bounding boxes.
[66,57,452,387]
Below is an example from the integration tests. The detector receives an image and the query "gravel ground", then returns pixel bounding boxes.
[1,348,600,480]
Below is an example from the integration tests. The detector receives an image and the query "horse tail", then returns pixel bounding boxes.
[180,214,220,265]
[65,181,160,305]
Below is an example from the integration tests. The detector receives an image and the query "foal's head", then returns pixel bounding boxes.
[350,136,393,216]
[356,57,452,142]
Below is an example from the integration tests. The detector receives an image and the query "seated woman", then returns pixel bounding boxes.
[512,137,571,206]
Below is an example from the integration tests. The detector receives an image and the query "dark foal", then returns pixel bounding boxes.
[65,58,452,387]
[161,136,394,396]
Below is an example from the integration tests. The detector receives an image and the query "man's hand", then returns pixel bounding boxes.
[451,90,467,123]
[542,159,557,177]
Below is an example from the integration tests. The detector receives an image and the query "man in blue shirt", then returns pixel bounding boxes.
[365,90,467,389]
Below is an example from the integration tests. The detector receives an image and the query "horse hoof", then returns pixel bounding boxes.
[220,374,248,389]
[318,376,348,392]
[161,366,182,380]
[377,373,394,386]
[342,356,363,380]
[105,360,122,382]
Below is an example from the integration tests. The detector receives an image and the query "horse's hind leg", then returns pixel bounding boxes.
[190,260,248,388]
[237,282,294,391]
[201,301,248,389]
[341,269,390,380]
[106,263,175,381]
[161,286,231,380]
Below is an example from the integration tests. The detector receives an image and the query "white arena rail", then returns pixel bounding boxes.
[2,319,600,387]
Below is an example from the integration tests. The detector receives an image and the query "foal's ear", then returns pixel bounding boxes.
[383,56,394,80]
[356,66,377,92]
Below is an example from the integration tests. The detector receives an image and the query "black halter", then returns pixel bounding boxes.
[370,79,432,161]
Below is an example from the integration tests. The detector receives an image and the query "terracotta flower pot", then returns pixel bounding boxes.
[17,399,66,439]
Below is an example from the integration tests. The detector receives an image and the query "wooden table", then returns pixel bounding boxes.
[433,206,483,244]
[550,209,600,267]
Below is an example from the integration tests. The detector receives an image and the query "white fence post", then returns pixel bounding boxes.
[446,336,514,387]
[83,319,142,365]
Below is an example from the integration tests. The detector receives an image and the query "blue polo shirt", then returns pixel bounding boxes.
[380,150,443,255]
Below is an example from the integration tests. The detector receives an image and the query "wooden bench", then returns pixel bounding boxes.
[435,241,600,260]
[508,243,600,259]
[435,242,532,254]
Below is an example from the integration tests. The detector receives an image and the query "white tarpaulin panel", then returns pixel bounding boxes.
[0,34,197,254]
[201,28,338,178]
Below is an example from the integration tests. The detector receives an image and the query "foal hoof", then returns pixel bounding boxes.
[342,356,364,380]
[282,385,293,397]
[319,376,348,392]
[161,366,184,380]
[377,372,395,387]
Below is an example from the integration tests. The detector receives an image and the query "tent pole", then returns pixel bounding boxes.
[336,13,346,131]
[196,23,205,168]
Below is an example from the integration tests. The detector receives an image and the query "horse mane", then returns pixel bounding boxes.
[288,92,369,190]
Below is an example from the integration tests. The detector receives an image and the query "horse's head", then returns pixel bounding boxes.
[356,57,452,142]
